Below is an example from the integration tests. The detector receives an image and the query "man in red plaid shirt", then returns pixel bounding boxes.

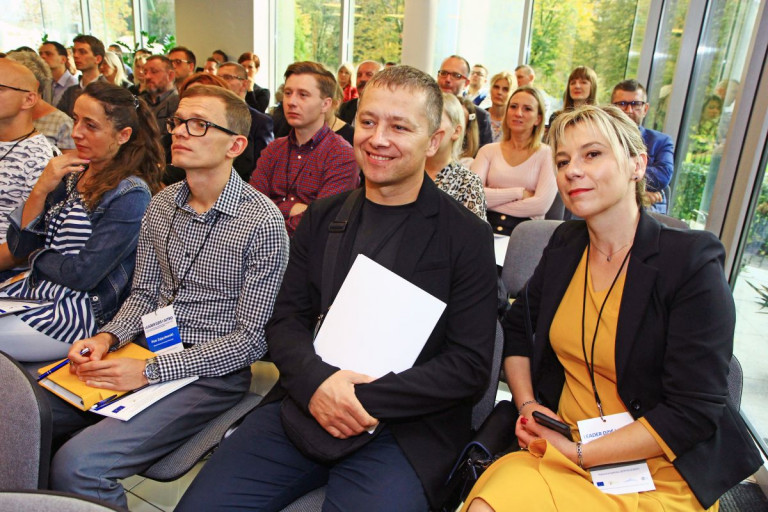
[250,61,358,235]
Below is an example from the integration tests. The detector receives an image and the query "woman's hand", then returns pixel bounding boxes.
[515,402,564,448]
[33,154,90,197]
[518,413,579,463]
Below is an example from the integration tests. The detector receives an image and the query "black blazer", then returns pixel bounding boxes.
[246,84,270,113]
[265,177,498,507]
[233,106,274,182]
[503,212,762,508]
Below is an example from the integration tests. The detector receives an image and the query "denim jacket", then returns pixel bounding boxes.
[6,175,152,327]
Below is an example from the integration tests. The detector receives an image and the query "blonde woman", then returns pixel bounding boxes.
[425,93,486,219]
[471,86,556,234]
[487,71,516,143]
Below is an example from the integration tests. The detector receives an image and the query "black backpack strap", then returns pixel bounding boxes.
[321,189,363,313]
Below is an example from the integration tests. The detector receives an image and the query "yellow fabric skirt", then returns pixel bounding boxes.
[461,439,717,512]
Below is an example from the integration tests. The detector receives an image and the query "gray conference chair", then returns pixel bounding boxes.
[0,351,52,490]
[0,490,121,511]
[501,219,563,299]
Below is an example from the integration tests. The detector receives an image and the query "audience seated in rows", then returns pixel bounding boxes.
[46,85,289,509]
[471,86,557,234]
[250,61,358,236]
[425,92,487,220]
[0,58,60,275]
[0,81,163,362]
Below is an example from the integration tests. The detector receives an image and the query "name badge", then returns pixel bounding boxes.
[577,412,656,495]
[141,305,183,354]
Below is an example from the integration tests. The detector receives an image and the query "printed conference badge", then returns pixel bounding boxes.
[141,305,183,354]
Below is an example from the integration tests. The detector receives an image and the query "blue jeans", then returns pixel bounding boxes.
[177,402,429,512]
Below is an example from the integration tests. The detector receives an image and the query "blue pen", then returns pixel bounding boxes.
[93,384,149,411]
[36,347,92,382]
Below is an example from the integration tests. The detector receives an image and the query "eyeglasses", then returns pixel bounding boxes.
[437,70,467,81]
[218,74,247,82]
[166,116,238,137]
[613,100,646,110]
[0,83,32,93]
[169,59,192,66]
[470,70,487,77]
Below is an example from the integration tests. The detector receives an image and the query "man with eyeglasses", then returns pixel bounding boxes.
[217,61,274,181]
[140,55,180,129]
[468,64,491,109]
[612,79,675,213]
[0,59,60,275]
[168,46,197,91]
[437,55,493,148]
[49,85,289,508]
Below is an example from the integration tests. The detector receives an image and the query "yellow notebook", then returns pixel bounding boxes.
[37,343,155,411]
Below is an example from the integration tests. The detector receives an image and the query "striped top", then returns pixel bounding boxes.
[5,180,96,343]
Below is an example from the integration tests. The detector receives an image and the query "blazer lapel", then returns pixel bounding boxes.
[394,177,439,280]
[615,212,661,382]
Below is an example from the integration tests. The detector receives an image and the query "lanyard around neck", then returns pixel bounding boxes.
[581,243,632,421]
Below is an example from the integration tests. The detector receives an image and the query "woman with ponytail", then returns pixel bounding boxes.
[0,81,164,361]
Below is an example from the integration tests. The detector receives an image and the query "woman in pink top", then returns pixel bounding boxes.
[471,86,557,235]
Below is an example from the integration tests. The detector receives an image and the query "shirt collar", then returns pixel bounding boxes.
[288,123,331,149]
[174,170,243,219]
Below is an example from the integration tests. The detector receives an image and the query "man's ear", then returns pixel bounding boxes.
[320,96,333,114]
[426,128,444,158]
[21,91,39,111]
[226,134,249,159]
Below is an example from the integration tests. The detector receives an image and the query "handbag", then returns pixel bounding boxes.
[441,400,519,511]
[279,189,384,463]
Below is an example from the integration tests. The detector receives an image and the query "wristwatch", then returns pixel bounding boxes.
[143,357,161,385]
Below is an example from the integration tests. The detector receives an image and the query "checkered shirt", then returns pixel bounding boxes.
[250,124,359,235]
[101,171,289,381]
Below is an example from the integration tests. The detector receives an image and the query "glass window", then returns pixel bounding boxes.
[352,0,405,65]
[88,0,135,49]
[294,0,342,70]
[2,0,82,51]
[730,145,768,446]
[669,0,760,226]
[529,0,646,105]
[643,0,690,132]
[139,0,176,52]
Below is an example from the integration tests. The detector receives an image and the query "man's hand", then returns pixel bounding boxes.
[73,357,148,391]
[68,333,147,391]
[289,202,308,217]
[308,370,378,439]
[646,191,663,205]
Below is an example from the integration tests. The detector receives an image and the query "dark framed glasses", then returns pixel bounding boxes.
[612,100,646,110]
[437,70,467,81]
[166,116,238,137]
[0,83,32,93]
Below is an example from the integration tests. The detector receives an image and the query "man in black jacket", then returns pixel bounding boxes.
[178,65,498,512]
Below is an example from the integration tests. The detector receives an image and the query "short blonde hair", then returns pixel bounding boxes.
[442,93,465,160]
[501,86,546,151]
[549,105,648,207]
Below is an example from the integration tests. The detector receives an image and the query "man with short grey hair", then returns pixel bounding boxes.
[338,59,383,124]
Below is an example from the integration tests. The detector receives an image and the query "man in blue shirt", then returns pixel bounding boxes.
[612,79,675,213]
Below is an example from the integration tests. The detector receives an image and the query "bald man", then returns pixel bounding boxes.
[338,60,383,124]
[0,59,60,273]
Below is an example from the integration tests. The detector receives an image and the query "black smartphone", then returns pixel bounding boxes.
[532,411,573,441]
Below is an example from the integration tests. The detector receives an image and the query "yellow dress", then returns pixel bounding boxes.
[462,251,716,512]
